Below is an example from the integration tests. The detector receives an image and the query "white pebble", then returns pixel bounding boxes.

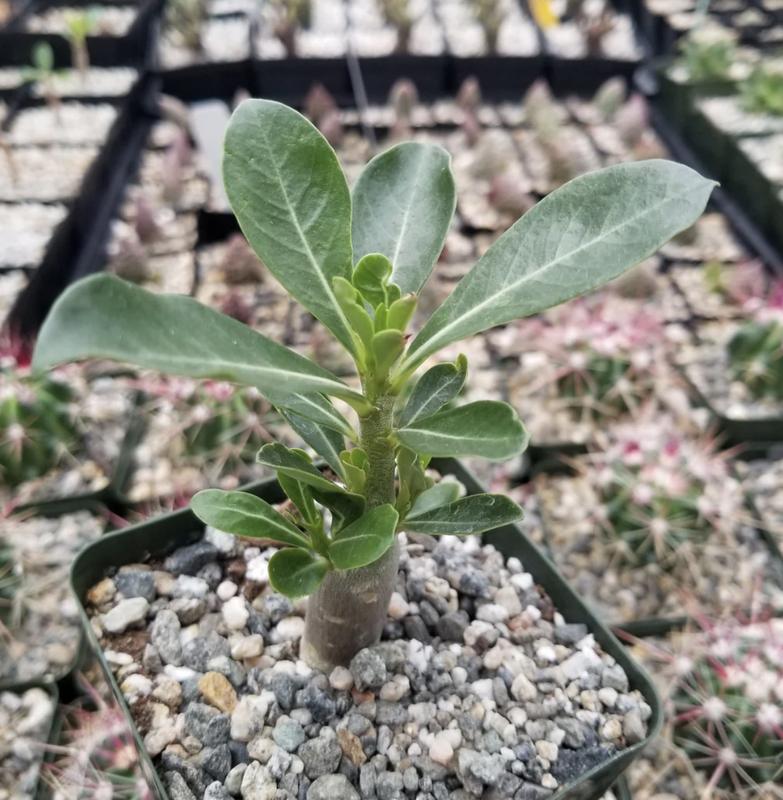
[275,617,305,640]
[387,591,410,620]
[428,734,454,766]
[231,635,264,660]
[329,666,354,691]
[476,603,509,623]
[101,597,149,634]
[494,586,522,616]
[222,596,249,630]
[245,555,269,583]
[217,580,238,601]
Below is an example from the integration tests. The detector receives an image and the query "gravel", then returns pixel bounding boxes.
[85,523,651,799]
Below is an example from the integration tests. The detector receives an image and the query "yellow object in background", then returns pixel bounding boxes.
[530,0,559,29]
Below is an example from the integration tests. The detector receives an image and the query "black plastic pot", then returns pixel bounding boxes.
[357,54,449,103]
[0,0,162,67]
[450,54,544,99]
[724,137,776,244]
[71,458,662,800]
[546,55,641,97]
[159,59,257,103]
[254,56,353,106]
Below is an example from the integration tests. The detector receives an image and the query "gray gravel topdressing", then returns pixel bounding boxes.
[86,526,650,800]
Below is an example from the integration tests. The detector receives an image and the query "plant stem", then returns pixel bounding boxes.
[301,395,399,670]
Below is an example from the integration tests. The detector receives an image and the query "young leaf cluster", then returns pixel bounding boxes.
[32,99,715,600]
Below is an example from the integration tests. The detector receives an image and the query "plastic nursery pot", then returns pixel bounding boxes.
[0,0,162,67]
[253,56,353,107]
[545,56,641,98]
[677,103,733,183]
[449,54,545,100]
[158,60,258,104]
[70,458,663,800]
[677,364,783,448]
[0,680,60,800]
[356,54,449,103]
[724,138,775,240]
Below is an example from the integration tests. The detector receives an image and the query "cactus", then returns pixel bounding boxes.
[46,675,152,799]
[216,233,264,285]
[64,9,96,79]
[165,0,207,52]
[270,0,311,57]
[728,319,783,401]
[588,422,735,567]
[677,26,738,84]
[0,362,76,487]
[593,77,627,121]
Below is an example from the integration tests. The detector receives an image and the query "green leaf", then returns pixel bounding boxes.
[402,161,716,370]
[408,482,461,517]
[398,356,467,427]
[397,401,528,460]
[223,99,357,355]
[32,275,366,407]
[352,254,393,307]
[269,548,330,598]
[386,294,417,332]
[279,409,346,478]
[310,487,366,530]
[329,505,399,570]
[372,330,405,378]
[256,443,345,493]
[268,392,354,439]
[405,494,523,535]
[191,489,311,548]
[352,142,456,295]
[277,474,319,526]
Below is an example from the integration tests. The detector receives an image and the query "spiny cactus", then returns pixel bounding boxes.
[727,282,783,401]
[46,676,152,799]
[587,421,737,566]
[0,360,76,487]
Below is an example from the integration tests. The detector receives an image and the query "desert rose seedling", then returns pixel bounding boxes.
[33,99,714,669]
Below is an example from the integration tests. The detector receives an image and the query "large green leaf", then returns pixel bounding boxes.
[223,100,356,354]
[267,391,355,439]
[352,142,456,295]
[32,275,365,407]
[405,493,523,535]
[402,161,716,370]
[328,504,398,570]
[191,489,310,548]
[256,443,345,493]
[269,548,330,597]
[397,356,467,427]
[280,409,346,478]
[396,401,528,460]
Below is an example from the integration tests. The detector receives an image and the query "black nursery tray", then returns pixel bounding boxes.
[70,458,662,800]
[0,0,162,67]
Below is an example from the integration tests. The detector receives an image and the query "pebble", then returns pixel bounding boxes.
[231,635,264,660]
[199,672,238,713]
[101,597,149,634]
[329,666,354,691]
[308,774,360,800]
[222,596,250,630]
[115,570,156,602]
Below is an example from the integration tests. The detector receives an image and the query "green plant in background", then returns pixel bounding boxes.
[64,9,97,79]
[676,27,736,83]
[471,0,503,54]
[33,100,714,668]
[24,42,60,114]
[742,65,783,117]
[270,0,311,57]
[380,0,413,54]
[166,0,207,53]
[671,618,783,797]
[588,424,732,567]
[0,365,77,487]
[728,319,783,401]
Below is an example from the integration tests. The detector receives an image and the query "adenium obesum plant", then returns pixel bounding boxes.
[32,100,713,669]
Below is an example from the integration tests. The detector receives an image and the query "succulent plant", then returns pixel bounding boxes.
[380,0,413,54]
[166,0,207,52]
[33,100,713,669]
[630,614,783,798]
[742,65,783,117]
[216,233,264,285]
[728,319,783,401]
[471,0,502,53]
[46,675,152,799]
[587,421,737,567]
[0,360,76,487]
[270,0,311,57]
[64,9,96,78]
[703,260,767,309]
[677,25,738,84]
[24,42,60,113]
